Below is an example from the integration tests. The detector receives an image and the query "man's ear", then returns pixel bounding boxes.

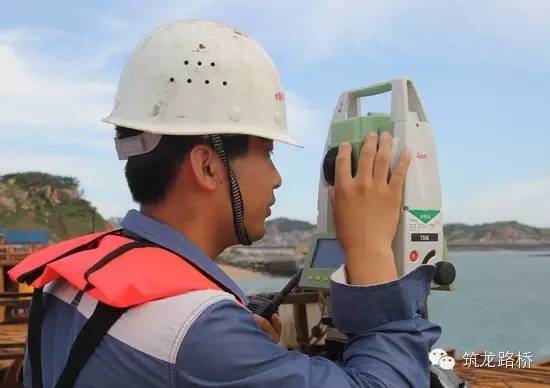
[188,144,223,190]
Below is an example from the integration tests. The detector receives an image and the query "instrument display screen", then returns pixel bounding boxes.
[311,239,345,269]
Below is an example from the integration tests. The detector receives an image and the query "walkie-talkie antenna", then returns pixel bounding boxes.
[247,269,303,320]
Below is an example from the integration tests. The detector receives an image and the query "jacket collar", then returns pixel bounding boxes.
[121,209,249,304]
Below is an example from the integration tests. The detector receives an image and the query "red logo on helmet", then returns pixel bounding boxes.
[410,250,418,262]
[275,92,285,102]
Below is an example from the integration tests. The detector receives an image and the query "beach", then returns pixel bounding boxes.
[218,264,263,280]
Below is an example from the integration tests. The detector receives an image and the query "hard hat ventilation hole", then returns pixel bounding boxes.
[187,79,192,83]
[211,62,215,67]
[169,77,175,83]
[184,60,189,65]
[198,61,202,66]
[223,81,228,86]
[205,80,210,84]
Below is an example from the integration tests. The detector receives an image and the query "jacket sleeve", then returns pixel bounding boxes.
[175,264,441,388]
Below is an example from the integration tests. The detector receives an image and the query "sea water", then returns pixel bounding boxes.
[235,250,550,361]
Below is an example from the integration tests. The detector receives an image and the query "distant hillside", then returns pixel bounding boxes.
[2,174,548,248]
[0,172,109,242]
[264,218,550,248]
[444,221,550,245]
[266,217,315,233]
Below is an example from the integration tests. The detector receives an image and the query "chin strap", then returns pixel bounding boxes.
[209,134,251,246]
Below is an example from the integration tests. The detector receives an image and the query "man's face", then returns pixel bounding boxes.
[231,136,282,241]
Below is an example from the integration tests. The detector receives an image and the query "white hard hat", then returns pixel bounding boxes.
[104,20,301,148]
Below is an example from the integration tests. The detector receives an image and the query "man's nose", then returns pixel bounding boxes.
[273,166,282,189]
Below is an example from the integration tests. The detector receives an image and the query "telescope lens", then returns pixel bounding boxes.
[323,147,356,185]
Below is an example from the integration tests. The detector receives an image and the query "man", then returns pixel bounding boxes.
[10,20,441,387]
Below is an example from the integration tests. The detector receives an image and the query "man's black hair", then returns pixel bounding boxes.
[116,126,249,205]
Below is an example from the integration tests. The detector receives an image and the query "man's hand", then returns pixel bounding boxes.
[254,313,282,343]
[330,131,411,285]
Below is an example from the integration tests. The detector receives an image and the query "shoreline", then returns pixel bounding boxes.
[219,246,550,280]
[448,244,550,251]
[218,263,264,279]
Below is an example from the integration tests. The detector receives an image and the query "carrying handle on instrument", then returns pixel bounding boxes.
[334,78,428,123]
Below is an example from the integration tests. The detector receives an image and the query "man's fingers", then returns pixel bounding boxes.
[389,147,411,193]
[271,313,282,337]
[373,131,392,184]
[356,132,378,183]
[254,314,280,343]
[335,142,352,187]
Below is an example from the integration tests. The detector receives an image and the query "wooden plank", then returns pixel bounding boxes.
[293,303,310,353]
[0,324,27,347]
[453,359,550,387]
[282,291,320,304]
[0,293,33,298]
[0,323,26,386]
[0,260,20,267]
[535,357,550,367]
[1,357,24,388]
[0,300,30,308]
[0,267,5,323]
[0,343,26,349]
[0,350,25,361]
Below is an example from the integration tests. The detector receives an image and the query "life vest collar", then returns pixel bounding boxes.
[121,209,249,304]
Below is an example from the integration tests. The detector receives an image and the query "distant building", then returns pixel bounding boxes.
[0,229,49,262]
[0,229,49,245]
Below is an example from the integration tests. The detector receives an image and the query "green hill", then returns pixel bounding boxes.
[443,221,550,244]
[2,173,548,246]
[0,172,109,242]
[265,217,550,247]
[266,217,315,233]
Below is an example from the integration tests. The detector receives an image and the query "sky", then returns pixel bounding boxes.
[0,0,549,227]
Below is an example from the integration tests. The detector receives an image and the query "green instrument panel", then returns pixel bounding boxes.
[329,113,393,151]
[299,233,346,289]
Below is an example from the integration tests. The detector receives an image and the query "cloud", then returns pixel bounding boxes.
[2,2,549,225]
[252,0,550,65]
[0,33,114,135]
[0,26,61,45]
[258,0,413,61]
[143,0,550,65]
[0,27,126,218]
[401,0,550,64]
[285,91,327,146]
[0,25,330,219]
[445,177,550,228]
[477,0,550,44]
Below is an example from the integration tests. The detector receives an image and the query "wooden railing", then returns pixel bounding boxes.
[0,244,48,261]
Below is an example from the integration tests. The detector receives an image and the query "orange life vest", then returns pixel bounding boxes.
[9,230,247,388]
[9,229,242,307]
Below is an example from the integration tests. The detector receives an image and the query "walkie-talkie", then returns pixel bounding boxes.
[246,269,303,320]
